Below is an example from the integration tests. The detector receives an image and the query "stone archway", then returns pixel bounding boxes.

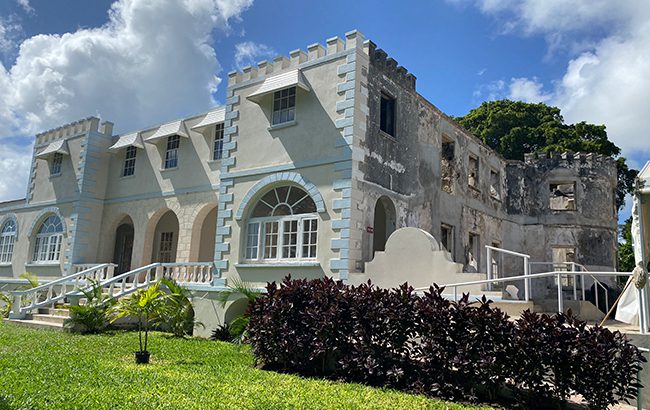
[373,196,396,255]
[189,204,218,262]
[150,210,180,263]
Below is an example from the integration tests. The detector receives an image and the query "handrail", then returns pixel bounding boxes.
[11,263,114,295]
[485,245,530,259]
[9,263,116,319]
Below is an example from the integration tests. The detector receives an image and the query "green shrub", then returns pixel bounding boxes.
[64,279,113,334]
[160,278,202,337]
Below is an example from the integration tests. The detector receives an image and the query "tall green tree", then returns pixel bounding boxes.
[454,99,637,210]
[618,217,635,272]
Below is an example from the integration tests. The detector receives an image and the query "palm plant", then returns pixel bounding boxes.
[216,278,264,344]
[109,282,168,364]
[64,279,113,334]
[0,291,11,318]
[160,278,203,337]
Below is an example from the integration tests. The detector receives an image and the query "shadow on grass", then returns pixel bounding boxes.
[0,395,13,410]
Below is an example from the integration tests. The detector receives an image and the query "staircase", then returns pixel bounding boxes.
[4,261,217,331]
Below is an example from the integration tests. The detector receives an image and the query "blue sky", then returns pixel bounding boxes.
[0,0,649,222]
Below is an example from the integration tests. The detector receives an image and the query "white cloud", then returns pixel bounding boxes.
[16,0,34,14]
[0,16,21,53]
[0,142,32,202]
[462,0,650,158]
[234,41,274,68]
[0,0,253,201]
[508,77,551,103]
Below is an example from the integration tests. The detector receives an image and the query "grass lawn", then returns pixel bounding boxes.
[0,322,491,410]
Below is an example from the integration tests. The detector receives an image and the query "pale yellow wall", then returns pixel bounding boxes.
[232,58,347,173]
[104,114,220,201]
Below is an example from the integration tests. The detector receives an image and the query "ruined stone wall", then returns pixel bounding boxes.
[358,42,618,277]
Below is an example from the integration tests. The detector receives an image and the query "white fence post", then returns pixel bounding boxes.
[557,272,564,313]
[486,247,492,291]
[523,256,530,301]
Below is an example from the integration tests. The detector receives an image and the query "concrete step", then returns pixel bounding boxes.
[37,307,71,317]
[3,318,64,331]
[30,314,67,326]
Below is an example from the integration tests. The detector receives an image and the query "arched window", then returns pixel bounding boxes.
[244,186,318,262]
[0,219,17,263]
[32,215,64,263]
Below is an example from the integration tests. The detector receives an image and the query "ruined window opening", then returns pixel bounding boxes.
[549,182,576,210]
[50,153,63,176]
[552,246,576,286]
[491,241,502,279]
[441,137,455,194]
[380,92,396,137]
[467,233,480,272]
[272,87,296,126]
[440,224,454,257]
[468,155,479,189]
[490,169,500,199]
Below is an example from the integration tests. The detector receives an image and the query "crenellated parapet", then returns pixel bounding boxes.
[523,151,616,169]
[227,30,367,87]
[35,117,113,146]
[365,41,416,91]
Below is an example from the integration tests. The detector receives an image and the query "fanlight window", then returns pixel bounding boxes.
[0,219,17,263]
[32,215,64,263]
[245,186,318,262]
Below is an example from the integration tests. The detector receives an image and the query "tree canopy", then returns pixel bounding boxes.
[454,100,637,210]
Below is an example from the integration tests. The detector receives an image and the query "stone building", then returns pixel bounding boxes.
[0,30,618,333]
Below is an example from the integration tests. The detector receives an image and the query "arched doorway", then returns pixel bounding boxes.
[151,210,179,263]
[189,204,218,262]
[373,196,396,255]
[113,216,134,274]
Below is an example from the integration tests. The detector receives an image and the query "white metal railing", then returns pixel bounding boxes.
[9,263,116,319]
[486,246,530,299]
[9,262,216,319]
[414,270,644,333]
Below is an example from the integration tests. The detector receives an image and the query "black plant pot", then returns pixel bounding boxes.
[135,351,150,364]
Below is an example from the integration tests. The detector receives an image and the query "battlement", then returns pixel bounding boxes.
[366,41,417,91]
[227,29,366,86]
[35,117,113,146]
[523,151,616,168]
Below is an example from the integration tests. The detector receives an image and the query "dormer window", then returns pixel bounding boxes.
[122,146,137,177]
[164,135,180,169]
[50,153,63,176]
[272,87,296,126]
[213,123,224,160]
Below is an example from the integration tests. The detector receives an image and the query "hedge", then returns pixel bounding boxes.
[247,277,646,409]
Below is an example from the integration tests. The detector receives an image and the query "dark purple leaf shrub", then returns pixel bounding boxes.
[337,282,418,388]
[246,277,646,407]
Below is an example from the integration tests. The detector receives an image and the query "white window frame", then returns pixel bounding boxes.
[245,214,318,263]
[0,220,17,263]
[122,146,137,177]
[32,216,64,264]
[50,153,63,176]
[164,135,180,169]
[213,123,224,161]
[271,86,296,126]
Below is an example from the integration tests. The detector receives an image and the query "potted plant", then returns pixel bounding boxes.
[109,282,167,364]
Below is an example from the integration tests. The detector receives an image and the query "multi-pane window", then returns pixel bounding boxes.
[32,215,64,263]
[50,153,63,176]
[158,232,174,263]
[380,92,396,136]
[0,219,17,263]
[244,185,318,262]
[122,146,137,177]
[272,87,296,126]
[213,123,224,160]
[164,135,180,169]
